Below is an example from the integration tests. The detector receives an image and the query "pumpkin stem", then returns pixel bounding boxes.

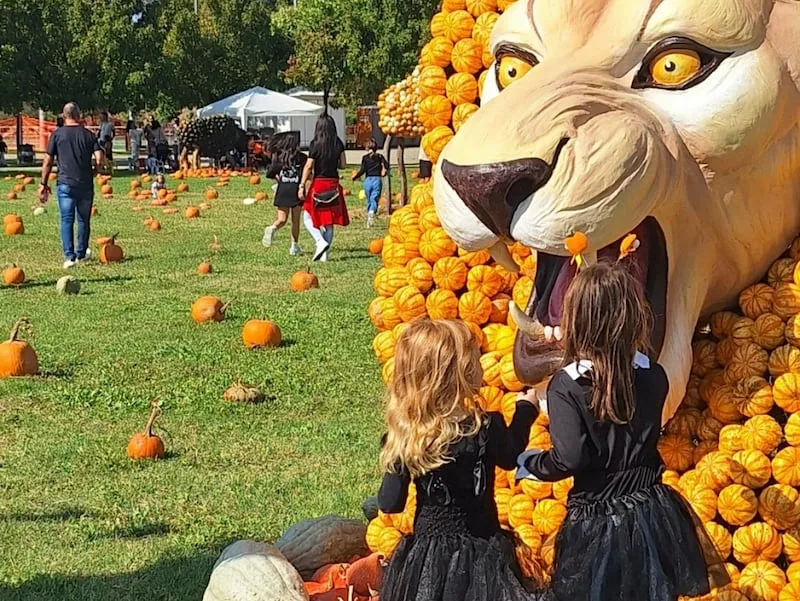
[8,317,30,342]
[109,232,119,244]
[143,401,161,437]
[220,300,232,314]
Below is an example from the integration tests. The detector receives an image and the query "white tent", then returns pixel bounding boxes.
[197,87,323,131]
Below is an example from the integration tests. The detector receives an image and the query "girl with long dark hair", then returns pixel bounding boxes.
[298,114,348,262]
[518,262,728,601]
[263,132,307,255]
[351,138,387,228]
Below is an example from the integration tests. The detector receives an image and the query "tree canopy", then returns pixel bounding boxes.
[0,0,438,117]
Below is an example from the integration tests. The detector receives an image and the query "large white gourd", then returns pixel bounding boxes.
[203,540,308,601]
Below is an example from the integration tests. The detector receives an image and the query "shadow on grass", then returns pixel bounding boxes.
[0,544,225,601]
[86,521,173,541]
[3,506,96,522]
[2,275,134,290]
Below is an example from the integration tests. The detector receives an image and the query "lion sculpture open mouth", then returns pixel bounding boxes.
[433,0,800,423]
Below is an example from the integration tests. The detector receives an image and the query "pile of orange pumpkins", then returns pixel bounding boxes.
[366,177,800,601]
[378,0,519,165]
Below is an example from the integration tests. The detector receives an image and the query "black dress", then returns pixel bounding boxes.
[378,402,544,601]
[266,152,307,208]
[520,353,729,601]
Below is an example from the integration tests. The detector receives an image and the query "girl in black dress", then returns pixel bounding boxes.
[518,262,729,601]
[262,133,307,256]
[378,319,545,601]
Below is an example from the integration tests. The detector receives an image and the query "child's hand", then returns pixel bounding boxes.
[516,387,538,405]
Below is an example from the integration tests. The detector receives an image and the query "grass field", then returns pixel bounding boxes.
[0,169,393,600]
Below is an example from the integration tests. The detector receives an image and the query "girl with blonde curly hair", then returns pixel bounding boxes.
[378,318,544,601]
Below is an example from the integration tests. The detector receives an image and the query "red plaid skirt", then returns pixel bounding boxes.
[304,177,350,228]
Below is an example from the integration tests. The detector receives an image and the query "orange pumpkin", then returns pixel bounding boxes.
[418,65,448,98]
[731,316,755,346]
[126,403,165,460]
[0,318,39,377]
[426,289,459,320]
[452,103,479,132]
[184,206,200,219]
[3,264,25,286]
[369,238,384,255]
[446,72,478,105]
[393,286,427,322]
[443,10,475,42]
[249,175,260,185]
[420,37,454,68]
[786,314,800,346]
[100,184,113,195]
[432,256,468,291]
[741,414,783,455]
[406,257,434,293]
[724,342,768,383]
[686,486,718,522]
[737,376,774,417]
[770,258,797,286]
[731,449,772,489]
[190,296,229,324]
[740,283,775,319]
[374,266,409,297]
[657,433,695,472]
[705,521,732,560]
[466,0,497,16]
[177,183,189,193]
[718,424,745,453]
[419,95,453,131]
[458,290,492,325]
[786,413,800,446]
[532,499,567,536]
[205,188,218,200]
[696,451,733,491]
[419,227,457,263]
[197,260,212,275]
[774,283,800,320]
[430,12,448,38]
[738,560,786,601]
[774,372,800,412]
[99,234,124,264]
[421,126,455,164]
[732,522,783,563]
[242,319,282,349]
[753,313,785,350]
[770,344,800,377]
[451,38,483,73]
[784,526,800,563]
[759,484,800,531]
[467,264,503,297]
[290,270,320,291]
[772,447,800,487]
[4,219,23,236]
[508,494,534,529]
[472,11,499,46]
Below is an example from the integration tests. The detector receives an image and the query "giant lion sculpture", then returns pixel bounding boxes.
[433,0,800,422]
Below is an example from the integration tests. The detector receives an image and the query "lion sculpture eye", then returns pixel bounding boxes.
[494,46,538,91]
[633,37,731,90]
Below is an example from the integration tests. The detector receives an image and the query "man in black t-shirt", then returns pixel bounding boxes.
[39,102,104,269]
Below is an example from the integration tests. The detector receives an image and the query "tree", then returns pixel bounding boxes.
[273,0,438,110]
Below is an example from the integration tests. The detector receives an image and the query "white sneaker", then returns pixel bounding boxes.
[262,225,276,248]
[366,212,375,228]
[313,241,330,262]
[289,244,303,256]
[78,248,92,262]
[63,259,77,269]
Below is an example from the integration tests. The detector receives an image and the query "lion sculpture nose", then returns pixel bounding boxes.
[441,156,554,238]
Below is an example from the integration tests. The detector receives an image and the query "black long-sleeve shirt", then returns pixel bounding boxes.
[378,402,537,515]
[523,354,669,502]
[353,152,387,179]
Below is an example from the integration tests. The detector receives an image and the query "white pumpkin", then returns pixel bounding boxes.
[203,540,308,601]
[242,197,257,206]
[55,275,80,295]
[33,206,46,216]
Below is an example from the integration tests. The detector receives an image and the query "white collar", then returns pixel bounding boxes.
[563,351,650,381]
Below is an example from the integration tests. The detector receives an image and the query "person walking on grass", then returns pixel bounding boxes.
[299,114,349,262]
[38,102,104,269]
[378,319,546,601]
[262,132,307,256]
[351,138,387,228]
[517,262,729,601]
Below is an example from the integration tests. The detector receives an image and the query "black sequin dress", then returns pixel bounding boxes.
[378,402,543,601]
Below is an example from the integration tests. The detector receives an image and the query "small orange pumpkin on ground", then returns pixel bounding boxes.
[0,318,39,377]
[177,183,189,193]
[369,239,384,255]
[250,175,261,185]
[100,184,112,195]
[3,264,25,286]
[6,192,16,200]
[149,220,161,231]
[197,260,212,275]
[157,188,168,199]
[291,269,320,291]
[4,219,23,236]
[242,319,282,349]
[184,206,200,219]
[191,296,230,323]
[126,403,165,460]
[99,234,124,263]
[255,191,267,201]
[91,206,98,216]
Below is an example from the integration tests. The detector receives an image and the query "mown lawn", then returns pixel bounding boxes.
[0,169,392,600]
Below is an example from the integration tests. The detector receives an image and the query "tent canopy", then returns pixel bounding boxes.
[197,87,323,129]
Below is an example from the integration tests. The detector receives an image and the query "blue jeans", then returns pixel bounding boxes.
[363,176,382,214]
[56,184,93,261]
